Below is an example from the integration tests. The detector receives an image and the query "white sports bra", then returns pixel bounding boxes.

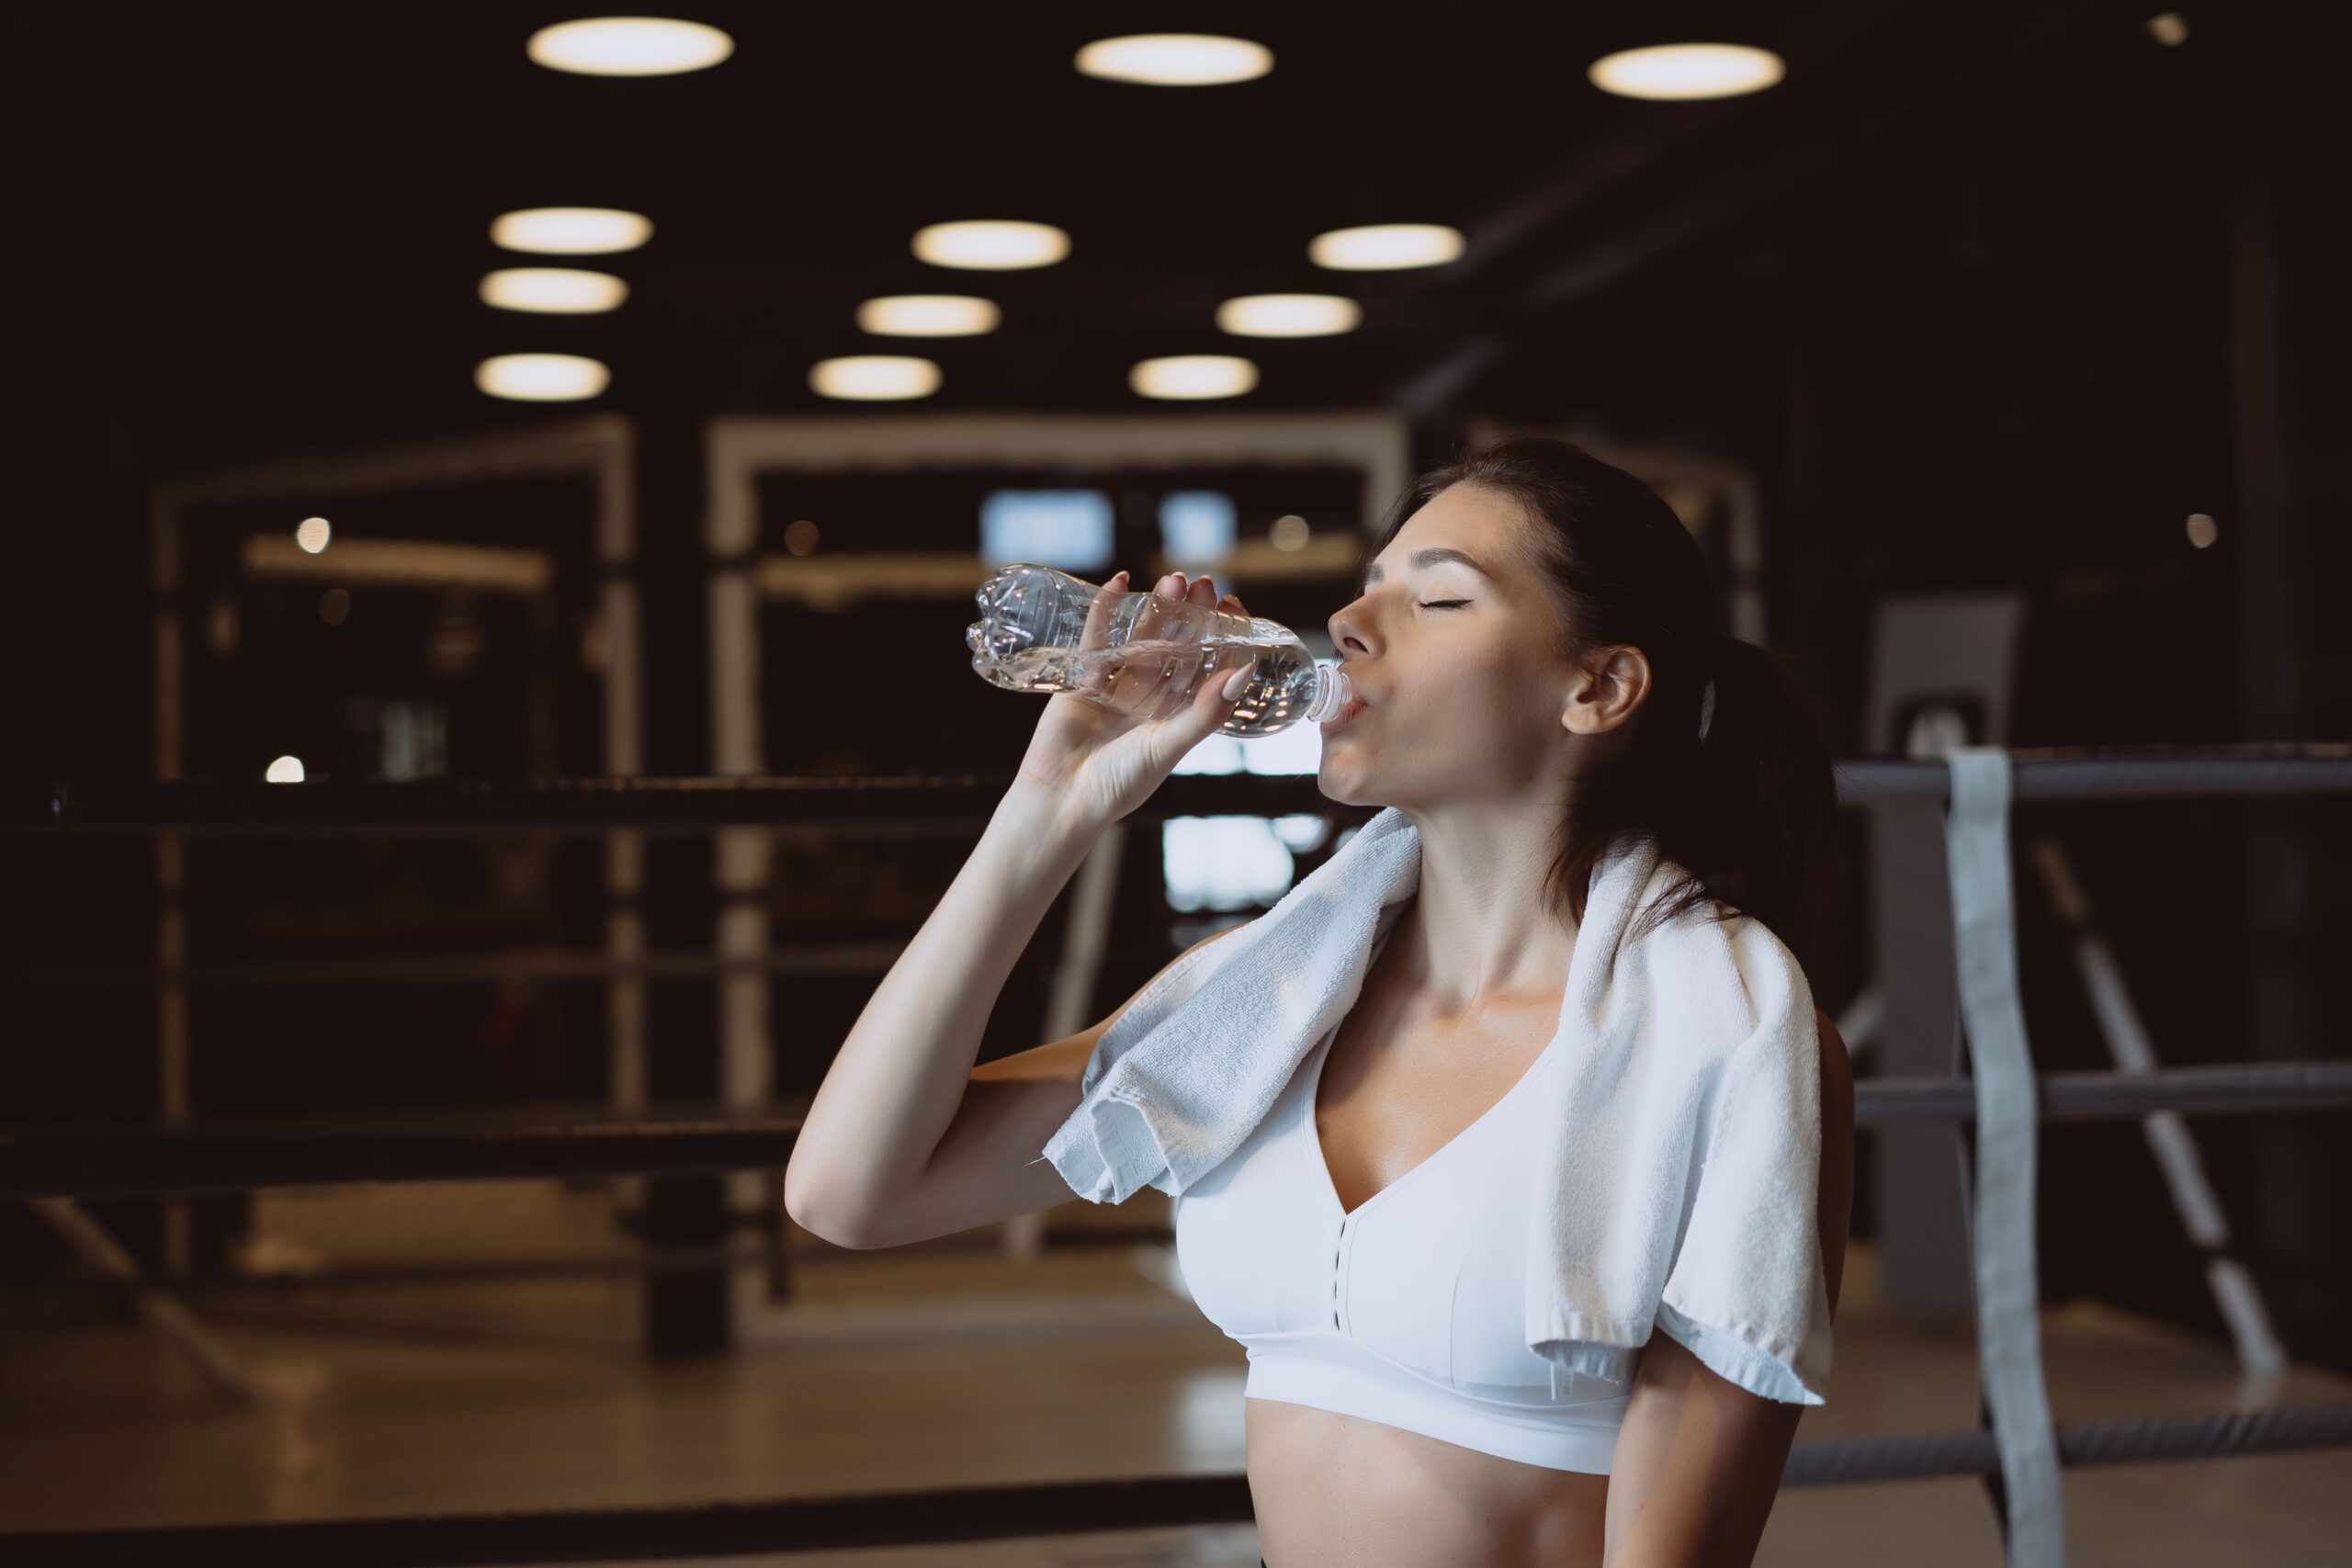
[1170,928,1640,1473]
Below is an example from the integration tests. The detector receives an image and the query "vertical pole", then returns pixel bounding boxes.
[629,414,728,1357]
[598,426,650,1348]
[150,486,191,1280]
[706,422,768,1352]
[1866,800,1977,1312]
[2229,6,2346,1367]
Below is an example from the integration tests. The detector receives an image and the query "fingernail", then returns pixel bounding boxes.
[1221,663,1252,700]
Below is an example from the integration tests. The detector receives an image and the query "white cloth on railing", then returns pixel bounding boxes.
[1036,805,1834,1404]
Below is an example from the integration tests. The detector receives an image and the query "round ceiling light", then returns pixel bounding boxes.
[476,353,611,401]
[1588,43,1785,100]
[491,208,652,254]
[855,295,1001,336]
[1306,222,1464,271]
[1130,355,1258,400]
[911,220,1069,270]
[1216,293,1362,337]
[810,355,941,400]
[526,17,734,76]
[1074,33,1272,85]
[480,267,629,313]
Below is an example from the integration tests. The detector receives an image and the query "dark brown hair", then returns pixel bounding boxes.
[1360,433,1837,973]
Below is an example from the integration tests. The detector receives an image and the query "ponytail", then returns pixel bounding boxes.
[1679,631,1838,975]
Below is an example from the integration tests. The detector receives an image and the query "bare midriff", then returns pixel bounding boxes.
[1245,1399,1609,1568]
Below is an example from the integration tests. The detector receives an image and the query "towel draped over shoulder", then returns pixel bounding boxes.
[1038,805,1832,1404]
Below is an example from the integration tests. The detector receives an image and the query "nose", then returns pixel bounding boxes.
[1328,597,1373,656]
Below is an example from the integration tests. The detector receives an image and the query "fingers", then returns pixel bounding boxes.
[1134,572,1249,721]
[1150,571,1226,605]
[1166,652,1252,732]
[1193,658,1258,739]
[1080,570,1129,653]
[1136,570,1238,602]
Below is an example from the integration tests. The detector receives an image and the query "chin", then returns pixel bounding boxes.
[1313,765,1379,811]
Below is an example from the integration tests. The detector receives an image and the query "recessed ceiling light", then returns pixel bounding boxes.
[1588,43,1785,100]
[810,355,941,400]
[476,353,611,401]
[912,220,1069,270]
[855,295,1001,336]
[1306,223,1464,271]
[1131,355,1258,400]
[266,755,306,784]
[1075,33,1272,85]
[526,17,734,76]
[480,267,629,313]
[295,516,332,554]
[1216,294,1362,337]
[490,208,652,255]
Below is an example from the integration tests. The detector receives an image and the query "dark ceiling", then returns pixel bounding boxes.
[17,0,2162,469]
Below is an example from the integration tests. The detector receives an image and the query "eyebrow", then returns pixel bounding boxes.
[1360,547,1497,592]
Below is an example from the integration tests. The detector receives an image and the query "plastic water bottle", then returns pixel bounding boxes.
[967,563,1355,738]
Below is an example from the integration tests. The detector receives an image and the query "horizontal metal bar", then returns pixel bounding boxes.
[14,745,2349,834]
[17,772,1348,835]
[0,942,908,989]
[2,1404,2345,1564]
[0,1244,784,1301]
[1834,744,2352,803]
[3,1228,1149,1301]
[1781,1401,2352,1486]
[0,1105,816,1198]
[11,919,2346,992]
[1855,1062,2352,1122]
[6,1062,2348,1199]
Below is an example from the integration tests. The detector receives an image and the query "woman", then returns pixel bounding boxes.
[785,434,1855,1567]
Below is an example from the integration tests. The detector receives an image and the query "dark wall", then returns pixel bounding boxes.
[1461,8,2351,1371]
[6,4,148,790]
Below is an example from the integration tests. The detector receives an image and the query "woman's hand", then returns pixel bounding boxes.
[1009,570,1256,837]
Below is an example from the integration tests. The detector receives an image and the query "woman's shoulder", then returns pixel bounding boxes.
[1626,869,1816,1070]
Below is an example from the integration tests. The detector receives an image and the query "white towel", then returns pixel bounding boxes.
[1039,806,1832,1404]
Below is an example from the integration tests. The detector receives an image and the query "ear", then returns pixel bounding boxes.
[1561,645,1652,737]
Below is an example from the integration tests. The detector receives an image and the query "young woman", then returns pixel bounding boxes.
[786,434,1855,1568]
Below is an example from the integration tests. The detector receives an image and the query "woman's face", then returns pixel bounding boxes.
[1321,483,1589,808]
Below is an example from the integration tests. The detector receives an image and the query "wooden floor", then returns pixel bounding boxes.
[3,1179,2348,1566]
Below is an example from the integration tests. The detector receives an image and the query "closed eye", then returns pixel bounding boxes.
[1420,600,1469,610]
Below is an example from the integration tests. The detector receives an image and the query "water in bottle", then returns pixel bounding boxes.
[966,563,1354,738]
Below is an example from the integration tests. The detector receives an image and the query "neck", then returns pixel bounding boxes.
[1389,800,1579,1018]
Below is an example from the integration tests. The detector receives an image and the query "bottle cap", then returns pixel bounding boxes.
[1312,659,1355,721]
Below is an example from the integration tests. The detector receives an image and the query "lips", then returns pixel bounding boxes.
[1320,695,1370,732]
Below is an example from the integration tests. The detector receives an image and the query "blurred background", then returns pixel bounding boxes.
[4,3,2349,1564]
